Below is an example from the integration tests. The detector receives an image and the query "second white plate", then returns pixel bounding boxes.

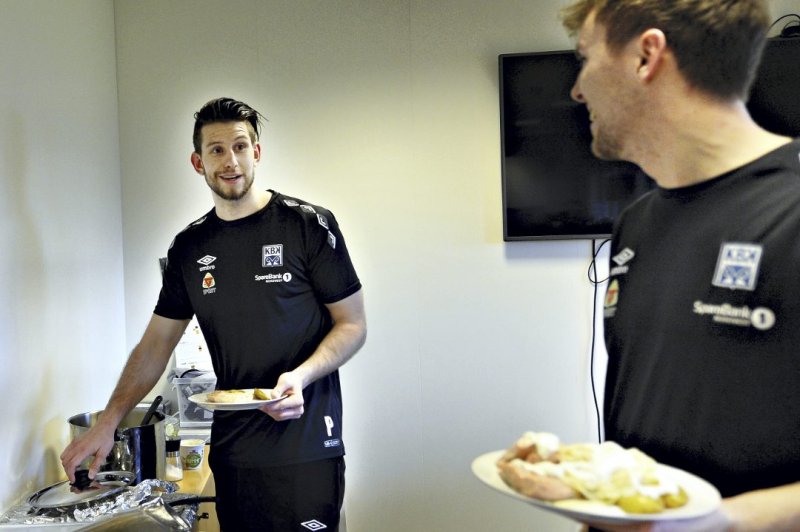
[472,450,721,526]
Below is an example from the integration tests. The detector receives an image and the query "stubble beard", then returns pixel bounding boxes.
[590,124,625,162]
[206,171,255,201]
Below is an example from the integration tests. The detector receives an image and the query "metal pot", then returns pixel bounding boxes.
[68,406,166,484]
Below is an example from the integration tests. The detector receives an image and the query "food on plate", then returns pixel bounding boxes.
[253,388,274,400]
[206,389,252,403]
[496,432,689,514]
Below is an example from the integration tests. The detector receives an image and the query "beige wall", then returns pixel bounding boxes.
[0,0,124,511]
[2,0,798,530]
[114,1,594,530]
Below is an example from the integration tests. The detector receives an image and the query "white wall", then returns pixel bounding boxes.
[113,1,600,530]
[2,0,797,530]
[113,1,800,529]
[0,0,124,511]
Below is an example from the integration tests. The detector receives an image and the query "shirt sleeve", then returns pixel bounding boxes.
[304,207,362,304]
[153,237,195,320]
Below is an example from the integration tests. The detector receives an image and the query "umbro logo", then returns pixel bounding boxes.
[301,520,327,530]
[197,255,216,266]
[611,248,635,266]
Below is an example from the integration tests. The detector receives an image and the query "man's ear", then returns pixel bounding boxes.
[637,28,667,81]
[253,143,261,165]
[190,152,204,175]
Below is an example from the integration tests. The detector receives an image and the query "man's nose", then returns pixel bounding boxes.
[223,149,238,168]
[570,79,584,103]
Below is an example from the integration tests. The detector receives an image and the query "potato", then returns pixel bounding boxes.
[662,487,689,508]
[254,388,274,400]
[617,494,665,514]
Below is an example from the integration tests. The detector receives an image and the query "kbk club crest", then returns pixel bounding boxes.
[262,244,283,267]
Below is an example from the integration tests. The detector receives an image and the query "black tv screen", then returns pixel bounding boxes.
[500,37,800,241]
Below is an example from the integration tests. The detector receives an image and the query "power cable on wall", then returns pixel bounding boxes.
[768,13,800,37]
[587,238,611,444]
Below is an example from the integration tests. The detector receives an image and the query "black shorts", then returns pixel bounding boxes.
[210,457,345,532]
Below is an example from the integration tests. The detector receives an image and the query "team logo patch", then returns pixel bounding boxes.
[262,244,283,267]
[712,243,762,291]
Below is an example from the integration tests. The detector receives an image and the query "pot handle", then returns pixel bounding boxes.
[140,396,163,426]
[72,469,93,490]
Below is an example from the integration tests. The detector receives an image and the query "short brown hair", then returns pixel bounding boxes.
[561,0,771,100]
[192,97,264,153]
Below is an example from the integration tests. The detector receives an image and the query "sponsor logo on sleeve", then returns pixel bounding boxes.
[712,242,762,291]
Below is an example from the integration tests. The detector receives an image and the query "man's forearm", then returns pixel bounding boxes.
[293,290,367,388]
[96,315,189,430]
[97,347,171,429]
[723,481,800,531]
[294,319,367,387]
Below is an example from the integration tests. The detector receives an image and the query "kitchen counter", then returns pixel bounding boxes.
[176,445,218,532]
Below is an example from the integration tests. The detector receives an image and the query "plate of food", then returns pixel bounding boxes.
[189,388,288,411]
[472,432,721,526]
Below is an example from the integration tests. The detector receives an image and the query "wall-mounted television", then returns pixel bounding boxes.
[500,37,800,241]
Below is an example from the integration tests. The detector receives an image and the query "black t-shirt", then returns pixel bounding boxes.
[603,140,800,497]
[155,190,361,467]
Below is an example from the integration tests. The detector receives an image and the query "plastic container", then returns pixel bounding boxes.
[173,375,216,427]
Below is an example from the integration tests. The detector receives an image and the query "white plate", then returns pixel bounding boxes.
[471,450,721,526]
[189,389,288,411]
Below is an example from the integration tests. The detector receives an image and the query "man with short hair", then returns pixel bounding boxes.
[62,97,366,531]
[561,1,800,530]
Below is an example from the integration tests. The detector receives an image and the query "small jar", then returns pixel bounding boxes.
[165,439,183,481]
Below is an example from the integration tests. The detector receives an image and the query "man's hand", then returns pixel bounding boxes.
[60,424,116,484]
[259,371,306,421]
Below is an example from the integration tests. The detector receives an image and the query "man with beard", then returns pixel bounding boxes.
[61,97,367,531]
[560,1,800,531]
